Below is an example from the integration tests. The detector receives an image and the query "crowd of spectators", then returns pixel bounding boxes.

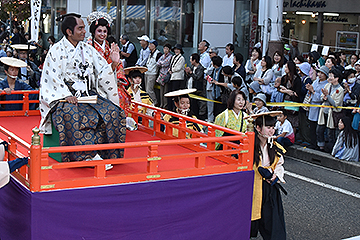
[1,23,359,162]
[0,24,54,71]
[126,36,360,162]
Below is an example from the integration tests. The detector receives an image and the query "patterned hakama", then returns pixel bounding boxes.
[52,96,126,162]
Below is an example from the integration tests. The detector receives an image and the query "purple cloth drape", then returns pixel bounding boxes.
[0,171,254,240]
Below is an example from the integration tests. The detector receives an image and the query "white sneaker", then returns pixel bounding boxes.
[105,164,113,171]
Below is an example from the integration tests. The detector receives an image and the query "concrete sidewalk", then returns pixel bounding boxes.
[286,145,360,178]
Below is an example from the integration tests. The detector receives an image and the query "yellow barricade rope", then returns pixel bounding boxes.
[188,93,360,110]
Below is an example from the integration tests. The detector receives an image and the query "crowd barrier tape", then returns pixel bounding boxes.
[188,94,360,110]
[264,102,360,110]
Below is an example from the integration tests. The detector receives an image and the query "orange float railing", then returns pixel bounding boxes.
[0,90,40,117]
[0,98,255,192]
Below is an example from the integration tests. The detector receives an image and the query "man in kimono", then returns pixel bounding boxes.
[39,13,126,162]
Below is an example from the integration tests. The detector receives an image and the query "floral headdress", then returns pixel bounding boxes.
[87,11,112,27]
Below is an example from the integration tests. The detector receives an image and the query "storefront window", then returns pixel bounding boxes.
[93,0,118,38]
[149,0,180,47]
[234,0,251,58]
[41,1,52,34]
[52,0,67,40]
[181,0,199,49]
[121,0,146,44]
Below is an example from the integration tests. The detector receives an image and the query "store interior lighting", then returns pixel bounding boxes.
[295,11,340,17]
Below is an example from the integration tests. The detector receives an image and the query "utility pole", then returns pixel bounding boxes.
[258,0,284,57]
[316,12,324,45]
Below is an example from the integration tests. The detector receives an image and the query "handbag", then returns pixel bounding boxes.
[163,72,171,83]
[302,91,312,111]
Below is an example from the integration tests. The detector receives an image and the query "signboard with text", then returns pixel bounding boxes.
[283,0,360,13]
[336,31,359,54]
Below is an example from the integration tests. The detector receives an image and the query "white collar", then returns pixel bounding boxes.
[231,109,241,119]
[95,40,106,51]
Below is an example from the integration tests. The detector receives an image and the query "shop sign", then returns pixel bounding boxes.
[324,16,348,22]
[284,0,360,13]
[336,31,359,51]
[283,0,326,9]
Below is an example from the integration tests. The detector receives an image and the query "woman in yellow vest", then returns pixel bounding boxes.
[248,111,287,240]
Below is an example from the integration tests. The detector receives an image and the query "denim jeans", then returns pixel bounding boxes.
[277,137,293,148]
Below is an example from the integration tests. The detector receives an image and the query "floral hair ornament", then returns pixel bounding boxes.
[87,11,113,27]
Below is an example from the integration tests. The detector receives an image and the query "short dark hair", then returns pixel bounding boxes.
[231,76,243,87]
[255,114,276,128]
[343,69,356,79]
[211,56,222,68]
[163,43,172,50]
[227,89,246,110]
[222,66,234,75]
[121,34,129,41]
[129,70,143,79]
[191,53,200,63]
[234,53,243,65]
[4,64,10,71]
[202,40,210,49]
[329,67,342,79]
[226,43,234,52]
[280,109,288,117]
[61,16,78,37]
[47,35,55,43]
[294,55,305,63]
[29,52,36,59]
[174,95,191,104]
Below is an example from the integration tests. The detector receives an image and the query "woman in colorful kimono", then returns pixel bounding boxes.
[214,89,248,150]
[163,89,203,138]
[248,111,286,240]
[86,12,130,110]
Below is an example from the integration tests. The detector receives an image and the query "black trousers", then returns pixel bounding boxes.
[250,181,286,240]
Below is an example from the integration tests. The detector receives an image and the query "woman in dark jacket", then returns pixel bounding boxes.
[279,61,302,129]
[233,53,246,81]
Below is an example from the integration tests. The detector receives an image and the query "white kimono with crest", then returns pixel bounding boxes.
[39,37,119,134]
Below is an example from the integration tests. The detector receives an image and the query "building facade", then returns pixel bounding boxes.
[40,0,253,62]
[283,0,360,55]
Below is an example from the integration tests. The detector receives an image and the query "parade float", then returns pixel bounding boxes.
[0,90,255,239]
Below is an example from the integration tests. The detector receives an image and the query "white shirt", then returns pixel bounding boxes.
[275,119,293,138]
[222,53,234,67]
